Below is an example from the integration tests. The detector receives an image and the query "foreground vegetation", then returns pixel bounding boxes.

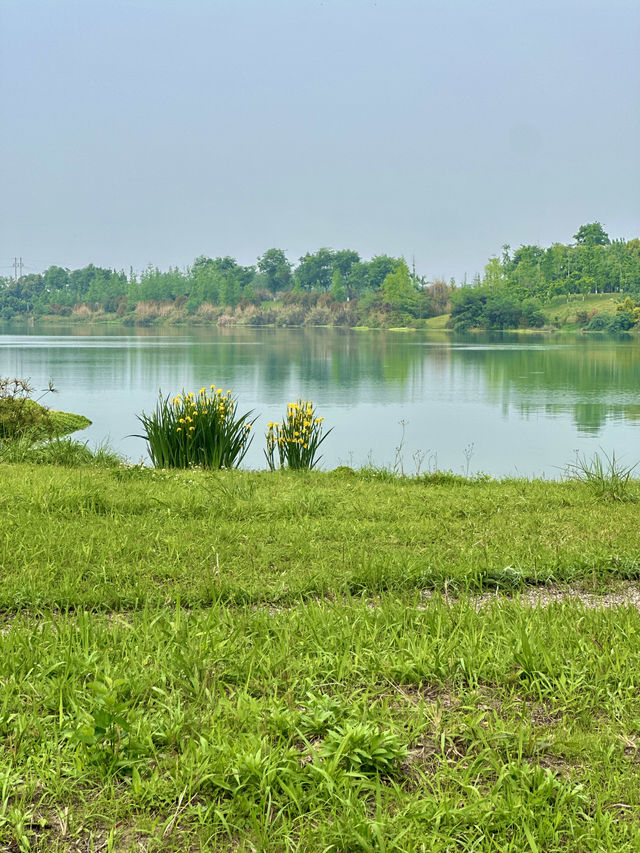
[2,456,640,850]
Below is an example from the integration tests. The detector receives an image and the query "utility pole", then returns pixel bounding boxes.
[12,258,23,280]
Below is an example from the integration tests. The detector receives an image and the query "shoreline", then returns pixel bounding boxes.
[3,311,638,337]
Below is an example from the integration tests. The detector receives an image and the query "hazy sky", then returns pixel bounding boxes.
[1,0,638,282]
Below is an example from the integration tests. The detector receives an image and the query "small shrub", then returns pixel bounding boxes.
[304,306,332,326]
[72,303,92,318]
[0,378,54,440]
[195,301,221,322]
[585,312,633,333]
[265,399,331,470]
[0,377,90,443]
[332,465,357,478]
[137,385,255,469]
[235,304,274,326]
[275,305,307,326]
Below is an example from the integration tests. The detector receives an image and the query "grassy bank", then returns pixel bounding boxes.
[540,293,621,329]
[2,463,640,850]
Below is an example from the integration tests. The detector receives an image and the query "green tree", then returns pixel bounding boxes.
[332,249,360,279]
[295,248,334,291]
[190,257,220,305]
[381,261,418,313]
[368,255,401,290]
[344,262,369,296]
[257,249,292,295]
[330,269,347,302]
[483,257,505,288]
[43,266,70,294]
[627,238,640,259]
[219,274,238,308]
[189,256,253,307]
[449,287,485,330]
[573,222,610,246]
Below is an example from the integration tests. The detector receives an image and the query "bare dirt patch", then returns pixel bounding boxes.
[421,580,640,611]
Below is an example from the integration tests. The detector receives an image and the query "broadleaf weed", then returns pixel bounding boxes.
[320,723,407,777]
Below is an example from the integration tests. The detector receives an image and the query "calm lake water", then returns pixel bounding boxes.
[2,322,639,477]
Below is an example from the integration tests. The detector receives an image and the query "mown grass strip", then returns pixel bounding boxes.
[1,465,640,610]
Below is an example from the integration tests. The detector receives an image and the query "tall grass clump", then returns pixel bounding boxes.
[565,449,637,501]
[265,399,331,470]
[0,435,120,467]
[137,385,255,469]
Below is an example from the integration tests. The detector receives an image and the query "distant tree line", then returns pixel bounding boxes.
[449,223,640,330]
[0,248,453,326]
[3,224,639,330]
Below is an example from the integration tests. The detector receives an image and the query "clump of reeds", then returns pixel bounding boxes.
[565,449,637,501]
[137,385,255,469]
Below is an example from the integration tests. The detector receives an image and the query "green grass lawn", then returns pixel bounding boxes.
[541,293,621,327]
[424,313,450,329]
[2,462,640,850]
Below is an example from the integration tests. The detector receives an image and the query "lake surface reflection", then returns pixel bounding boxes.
[2,322,639,477]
